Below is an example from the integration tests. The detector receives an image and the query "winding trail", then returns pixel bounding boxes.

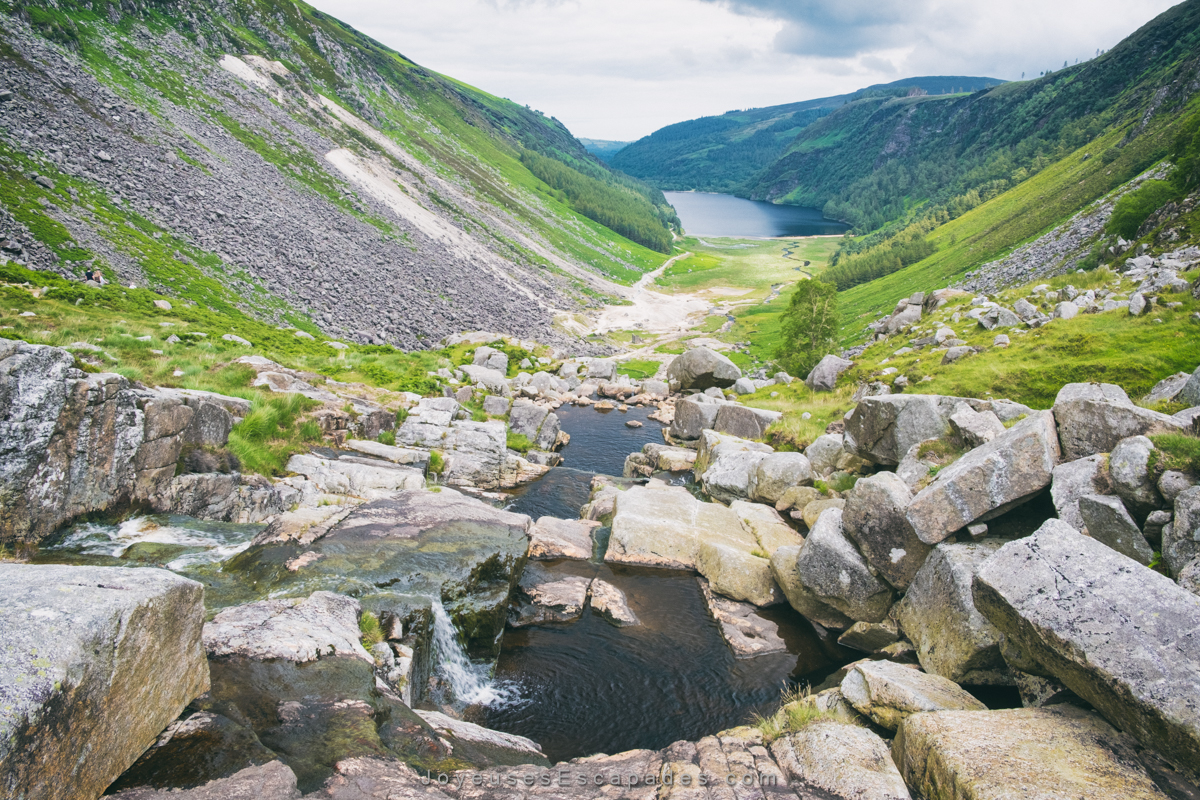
[593,252,712,335]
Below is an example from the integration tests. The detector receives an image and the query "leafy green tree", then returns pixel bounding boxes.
[776,280,839,378]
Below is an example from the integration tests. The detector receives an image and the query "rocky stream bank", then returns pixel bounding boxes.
[2,339,1200,800]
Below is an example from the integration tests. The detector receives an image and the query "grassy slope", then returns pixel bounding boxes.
[833,116,1189,346]
[731,265,1200,452]
[0,260,497,473]
[7,0,671,293]
[750,0,1200,230]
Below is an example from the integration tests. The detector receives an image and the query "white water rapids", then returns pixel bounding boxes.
[430,599,517,707]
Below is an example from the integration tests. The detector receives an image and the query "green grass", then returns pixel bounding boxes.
[616,359,661,380]
[226,393,322,475]
[837,270,1200,409]
[656,236,839,297]
[753,688,858,744]
[359,611,384,648]
[1149,433,1200,474]
[506,431,533,453]
[428,450,446,474]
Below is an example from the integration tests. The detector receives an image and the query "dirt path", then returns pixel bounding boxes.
[593,252,713,335]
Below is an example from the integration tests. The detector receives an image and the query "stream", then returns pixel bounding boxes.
[33,400,852,764]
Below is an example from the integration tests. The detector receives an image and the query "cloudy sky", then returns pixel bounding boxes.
[309,0,1180,142]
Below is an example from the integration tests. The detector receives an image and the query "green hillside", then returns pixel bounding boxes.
[609,77,1003,195]
[3,0,676,302]
[751,1,1200,234]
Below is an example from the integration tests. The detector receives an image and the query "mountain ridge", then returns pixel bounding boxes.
[609,75,1005,195]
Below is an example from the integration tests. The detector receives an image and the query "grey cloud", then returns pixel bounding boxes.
[702,0,937,57]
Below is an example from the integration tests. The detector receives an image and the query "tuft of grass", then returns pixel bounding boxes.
[506,431,533,453]
[427,450,446,475]
[750,548,769,559]
[359,611,384,648]
[227,393,321,476]
[378,430,396,446]
[1148,433,1200,475]
[753,687,856,744]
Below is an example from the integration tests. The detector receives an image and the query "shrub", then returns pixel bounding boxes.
[1106,180,1180,239]
[359,612,384,648]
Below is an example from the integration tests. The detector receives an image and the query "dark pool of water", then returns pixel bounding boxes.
[665,191,850,238]
[477,560,848,763]
[554,403,668,476]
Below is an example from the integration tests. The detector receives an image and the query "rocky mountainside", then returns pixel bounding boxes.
[609,76,1003,195]
[0,0,675,349]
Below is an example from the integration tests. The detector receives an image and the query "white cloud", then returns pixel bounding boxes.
[308,0,1182,141]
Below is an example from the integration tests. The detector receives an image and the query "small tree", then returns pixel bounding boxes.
[775,279,839,378]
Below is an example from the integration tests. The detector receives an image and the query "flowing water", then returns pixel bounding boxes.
[665,191,851,238]
[474,402,852,762]
[34,399,852,763]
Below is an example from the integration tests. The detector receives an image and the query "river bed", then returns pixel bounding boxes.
[34,399,851,763]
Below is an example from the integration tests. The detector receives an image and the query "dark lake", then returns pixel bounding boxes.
[665,191,850,238]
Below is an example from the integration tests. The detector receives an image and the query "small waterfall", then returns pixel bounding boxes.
[430,599,514,707]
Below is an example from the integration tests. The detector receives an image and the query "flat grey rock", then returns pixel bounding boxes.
[0,565,209,800]
[974,518,1200,774]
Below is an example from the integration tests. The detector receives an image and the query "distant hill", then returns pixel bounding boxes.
[609,77,1005,194]
[580,139,632,162]
[747,0,1200,232]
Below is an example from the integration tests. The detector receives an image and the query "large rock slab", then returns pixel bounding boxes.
[1109,435,1164,515]
[285,454,425,499]
[1165,485,1200,578]
[508,564,591,627]
[606,483,778,605]
[225,489,530,654]
[731,500,803,555]
[771,544,853,629]
[770,721,912,800]
[843,471,931,590]
[0,565,209,800]
[1180,364,1200,407]
[700,447,769,504]
[749,451,813,504]
[1053,382,1184,461]
[527,516,599,561]
[666,346,742,390]
[109,761,301,800]
[203,591,373,664]
[508,401,561,452]
[0,341,145,543]
[1078,494,1154,564]
[713,403,781,440]
[698,579,786,658]
[894,705,1169,800]
[668,394,722,440]
[841,660,986,730]
[844,394,962,466]
[1050,454,1112,532]
[792,508,894,623]
[973,519,1200,773]
[894,542,1009,685]
[805,354,854,392]
[906,411,1060,545]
